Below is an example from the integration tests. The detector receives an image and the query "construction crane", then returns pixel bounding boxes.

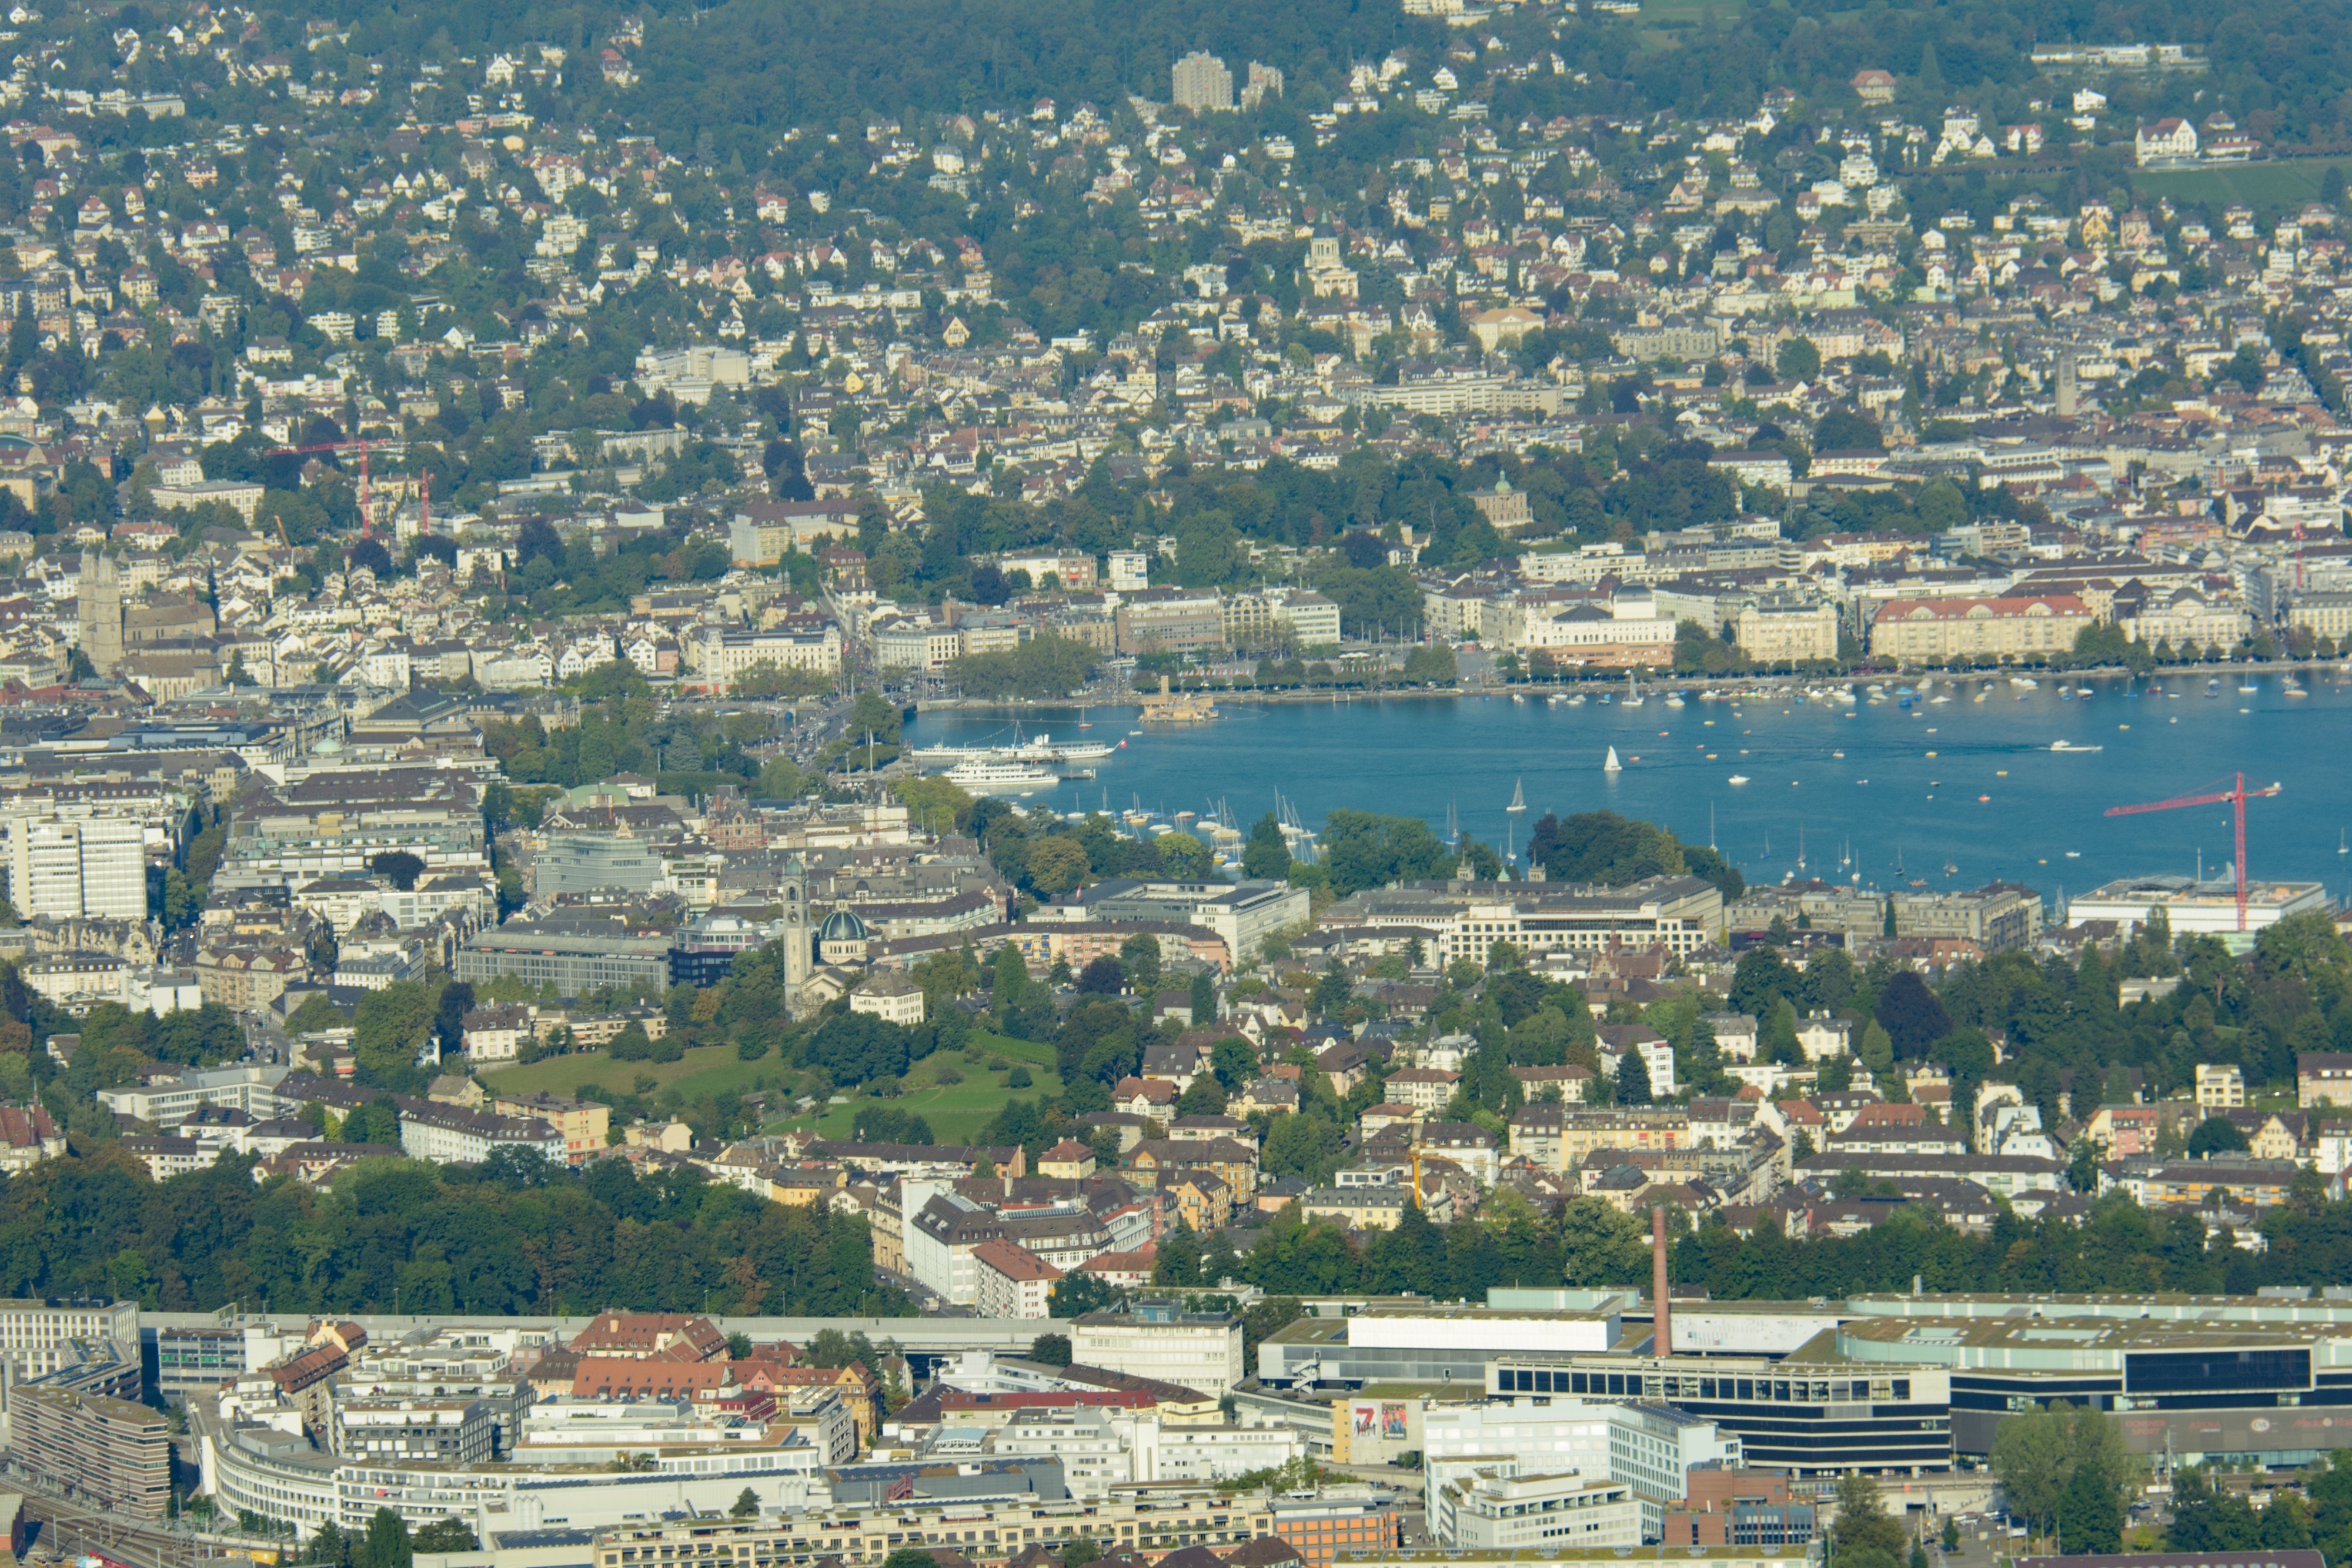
[265,437,387,537]
[2106,771,2284,931]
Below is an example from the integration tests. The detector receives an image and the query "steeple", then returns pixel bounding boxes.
[75,549,122,676]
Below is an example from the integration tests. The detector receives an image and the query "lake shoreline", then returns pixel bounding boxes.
[904,666,2352,902]
[914,655,2352,714]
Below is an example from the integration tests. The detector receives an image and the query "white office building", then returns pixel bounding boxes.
[1431,1467,1642,1552]
[8,815,146,919]
[96,1065,288,1127]
[1129,1412,1305,1482]
[0,1298,141,1375]
[987,1407,1133,1497]
[2067,874,2328,941]
[1423,1397,1742,1537]
[1071,1305,1245,1394]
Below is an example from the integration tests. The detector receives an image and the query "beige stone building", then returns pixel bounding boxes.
[1869,594,2093,661]
[1735,597,1841,664]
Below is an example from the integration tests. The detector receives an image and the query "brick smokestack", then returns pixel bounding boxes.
[1652,1205,1671,1357]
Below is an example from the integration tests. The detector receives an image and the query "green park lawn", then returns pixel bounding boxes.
[2133,156,2350,212]
[479,1042,786,1107]
[479,1029,1063,1144]
[788,1031,1064,1145]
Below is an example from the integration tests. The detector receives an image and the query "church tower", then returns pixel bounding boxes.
[781,854,813,1015]
[76,550,122,676]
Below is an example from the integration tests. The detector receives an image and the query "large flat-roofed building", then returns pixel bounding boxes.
[13,1386,169,1517]
[1833,1309,2352,1469]
[6,815,146,919]
[157,1317,305,1406]
[590,1485,1276,1568]
[1070,1302,1244,1394]
[1327,877,1725,962]
[1430,1469,1641,1552]
[456,923,676,993]
[1038,877,1305,963]
[1885,882,2042,951]
[2066,874,2328,940]
[1479,1352,1952,1477]
[215,768,488,893]
[537,831,666,895]
[1270,1493,1410,1568]
[0,1298,139,1372]
[2020,1554,2323,1568]
[1341,1547,1812,1568]
[1114,591,1229,656]
[1257,1300,1633,1387]
[1424,1398,1742,1537]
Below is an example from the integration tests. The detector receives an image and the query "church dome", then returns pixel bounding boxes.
[818,910,870,943]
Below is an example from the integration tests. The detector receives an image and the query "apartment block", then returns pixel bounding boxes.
[13,1386,170,1518]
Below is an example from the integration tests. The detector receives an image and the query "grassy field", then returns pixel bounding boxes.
[788,1031,1065,1145]
[478,1029,1061,1143]
[2133,156,2350,211]
[479,1042,787,1106]
[1633,0,1749,19]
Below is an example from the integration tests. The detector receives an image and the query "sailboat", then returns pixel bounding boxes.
[1603,746,1623,773]
[1623,670,1645,708]
[1507,778,1528,817]
[1077,706,1092,730]
[1760,831,1771,861]
[1797,827,1806,874]
[1709,804,1717,852]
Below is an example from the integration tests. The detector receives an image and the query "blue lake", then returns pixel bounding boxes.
[903,670,2352,909]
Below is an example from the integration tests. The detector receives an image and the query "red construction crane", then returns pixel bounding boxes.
[266,437,384,536]
[2106,772,2284,931]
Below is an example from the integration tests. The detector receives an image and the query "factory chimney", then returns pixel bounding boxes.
[1652,1205,1671,1358]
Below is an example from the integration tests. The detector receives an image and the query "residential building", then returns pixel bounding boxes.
[971,1238,1061,1320]
[2197,1062,2247,1111]
[849,972,926,1026]
[1172,52,1234,112]
[2300,1053,2352,1109]
[399,1101,569,1165]
[13,1387,169,1518]
[492,1092,611,1161]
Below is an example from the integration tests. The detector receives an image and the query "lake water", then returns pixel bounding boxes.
[902,670,2352,910]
